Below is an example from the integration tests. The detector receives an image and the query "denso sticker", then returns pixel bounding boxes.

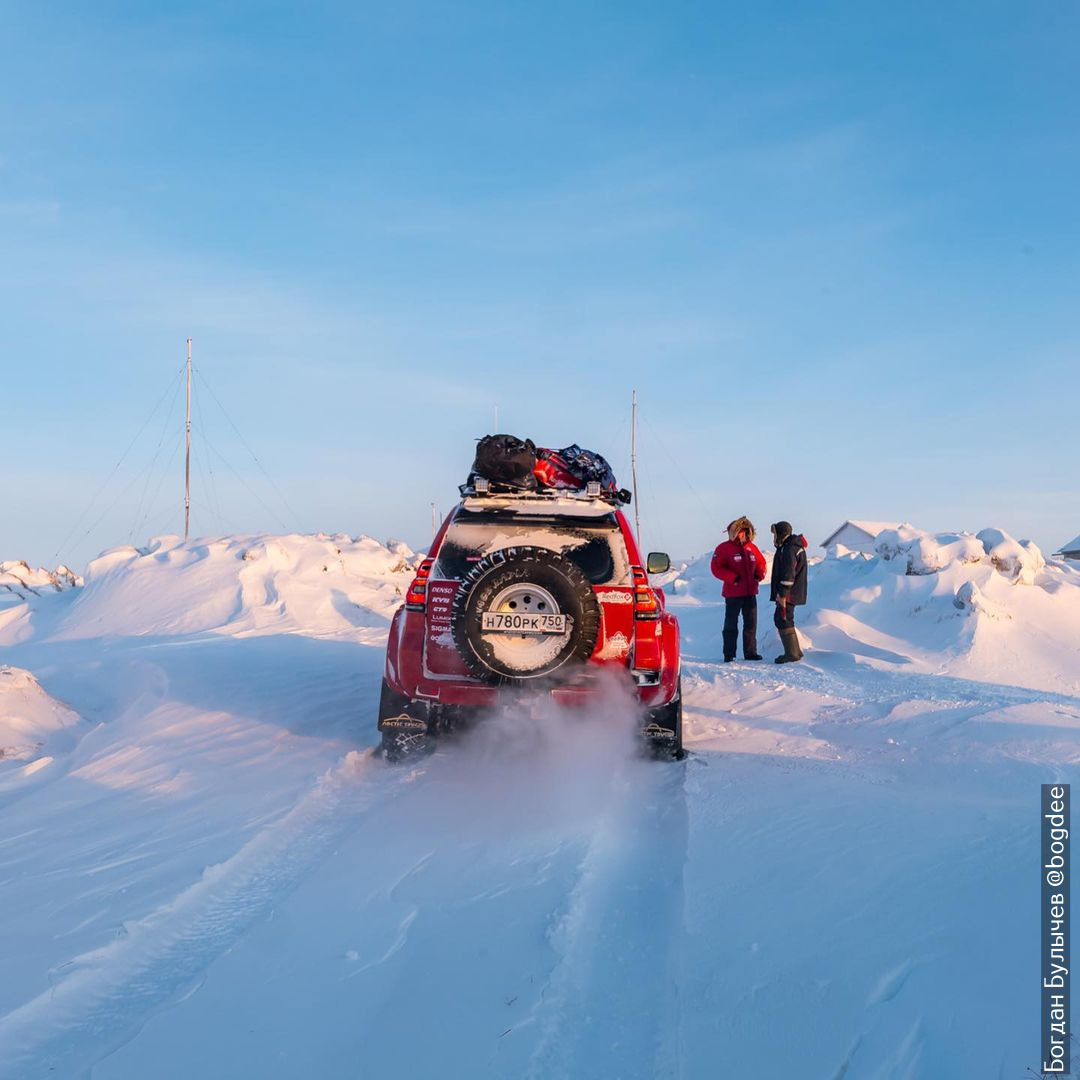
[597,590,633,604]
[426,581,457,634]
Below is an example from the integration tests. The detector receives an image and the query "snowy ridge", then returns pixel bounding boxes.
[0,532,416,646]
[0,560,80,594]
[668,525,1080,696]
[0,562,81,639]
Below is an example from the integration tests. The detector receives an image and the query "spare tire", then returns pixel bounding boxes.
[451,546,601,684]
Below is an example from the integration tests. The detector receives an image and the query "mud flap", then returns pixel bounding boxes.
[378,713,429,733]
[378,712,431,763]
[641,720,677,745]
[639,720,685,761]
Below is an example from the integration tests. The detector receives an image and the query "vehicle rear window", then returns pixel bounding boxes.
[434,514,631,586]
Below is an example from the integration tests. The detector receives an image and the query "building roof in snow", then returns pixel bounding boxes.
[821,520,903,549]
[1058,534,1080,555]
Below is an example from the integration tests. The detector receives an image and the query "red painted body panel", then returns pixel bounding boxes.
[383,504,680,711]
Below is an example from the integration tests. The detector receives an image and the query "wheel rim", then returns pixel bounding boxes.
[482,582,572,674]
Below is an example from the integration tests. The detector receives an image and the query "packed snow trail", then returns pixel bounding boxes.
[673,743,1040,1077]
[84,646,1072,1080]
[0,751,424,1079]
[0,633,387,1023]
[88,702,689,1080]
[524,762,688,1080]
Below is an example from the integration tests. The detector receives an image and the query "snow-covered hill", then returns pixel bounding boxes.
[0,532,416,646]
[670,525,1080,696]
[0,527,1077,1078]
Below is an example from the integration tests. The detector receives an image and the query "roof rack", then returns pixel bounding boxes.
[460,494,618,518]
[459,477,630,505]
[458,482,627,518]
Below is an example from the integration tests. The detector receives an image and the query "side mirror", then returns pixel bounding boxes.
[646,552,671,575]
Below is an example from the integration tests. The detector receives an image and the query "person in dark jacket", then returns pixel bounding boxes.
[769,521,808,664]
[710,516,767,662]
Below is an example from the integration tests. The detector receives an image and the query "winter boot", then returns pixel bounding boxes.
[743,632,762,661]
[775,628,802,664]
[722,630,738,663]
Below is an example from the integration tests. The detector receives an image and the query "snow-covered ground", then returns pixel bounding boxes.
[0,528,1077,1078]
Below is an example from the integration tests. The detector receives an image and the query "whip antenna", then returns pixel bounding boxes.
[631,389,641,543]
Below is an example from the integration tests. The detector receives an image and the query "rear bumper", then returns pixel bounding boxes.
[386,669,675,712]
[381,605,680,720]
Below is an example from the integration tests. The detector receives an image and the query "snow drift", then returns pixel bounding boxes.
[0,666,82,796]
[874,523,1046,582]
[0,666,80,764]
[0,533,416,645]
[669,526,1080,695]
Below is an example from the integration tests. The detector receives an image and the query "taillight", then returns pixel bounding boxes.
[405,558,434,611]
[632,566,660,620]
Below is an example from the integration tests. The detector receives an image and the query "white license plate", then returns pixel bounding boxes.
[481,612,567,634]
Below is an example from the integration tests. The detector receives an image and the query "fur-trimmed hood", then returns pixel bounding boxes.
[727,516,756,542]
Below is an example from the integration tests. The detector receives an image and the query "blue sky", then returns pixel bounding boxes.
[2,1,1077,568]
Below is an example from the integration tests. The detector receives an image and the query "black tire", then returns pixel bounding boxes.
[646,678,684,760]
[451,546,601,685]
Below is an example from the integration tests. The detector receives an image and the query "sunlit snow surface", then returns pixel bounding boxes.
[1,529,1078,1078]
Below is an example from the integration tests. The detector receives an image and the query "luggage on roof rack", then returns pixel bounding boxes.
[536,445,621,496]
[460,434,631,504]
[462,434,538,495]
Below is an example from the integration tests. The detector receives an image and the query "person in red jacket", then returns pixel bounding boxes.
[710,516,767,662]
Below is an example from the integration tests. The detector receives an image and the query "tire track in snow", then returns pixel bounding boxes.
[0,750,425,1080]
[525,759,690,1080]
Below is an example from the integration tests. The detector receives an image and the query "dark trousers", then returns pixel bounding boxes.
[773,602,796,631]
[723,595,758,659]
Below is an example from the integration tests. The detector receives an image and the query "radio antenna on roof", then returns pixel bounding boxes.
[631,390,641,543]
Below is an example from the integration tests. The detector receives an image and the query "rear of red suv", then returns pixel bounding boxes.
[378,492,682,761]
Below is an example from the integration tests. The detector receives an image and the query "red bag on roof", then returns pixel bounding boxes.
[533,445,631,504]
[533,449,580,489]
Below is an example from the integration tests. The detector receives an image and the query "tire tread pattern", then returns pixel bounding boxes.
[450,546,601,684]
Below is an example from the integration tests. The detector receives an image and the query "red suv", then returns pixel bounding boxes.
[378,488,682,760]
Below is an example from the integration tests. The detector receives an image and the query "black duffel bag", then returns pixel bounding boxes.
[468,434,538,491]
[556,444,618,491]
